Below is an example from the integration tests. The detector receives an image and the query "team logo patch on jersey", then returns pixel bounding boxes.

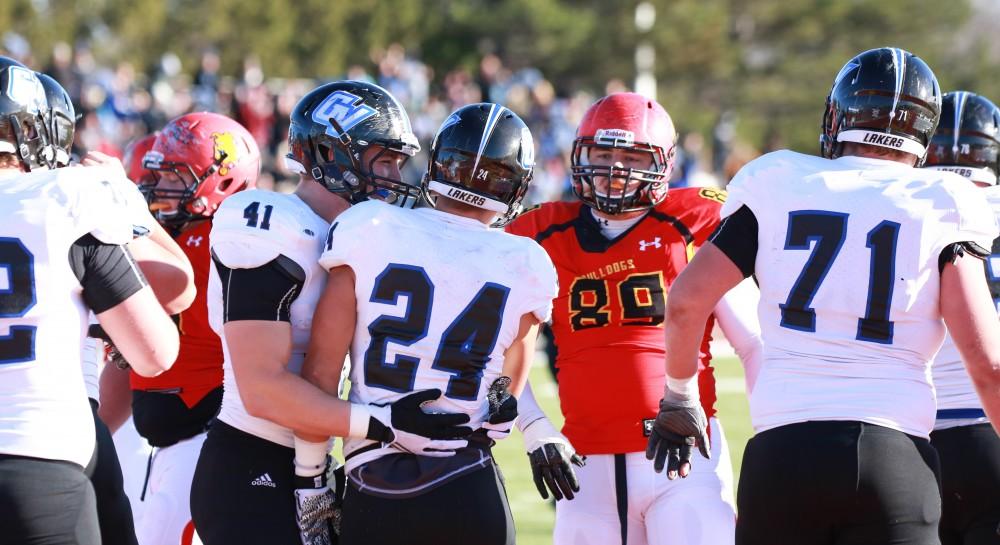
[698,187,727,204]
[211,132,239,175]
[312,90,377,137]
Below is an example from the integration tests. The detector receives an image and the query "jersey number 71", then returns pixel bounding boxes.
[780,211,898,344]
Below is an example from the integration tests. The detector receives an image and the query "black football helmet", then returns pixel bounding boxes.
[285,80,420,205]
[925,91,1000,186]
[821,47,942,165]
[0,56,50,171]
[36,72,76,167]
[421,103,535,227]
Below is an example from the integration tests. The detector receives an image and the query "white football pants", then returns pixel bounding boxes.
[554,417,736,545]
[134,432,206,545]
[113,416,154,528]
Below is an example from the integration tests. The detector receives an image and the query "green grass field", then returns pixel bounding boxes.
[493,355,751,545]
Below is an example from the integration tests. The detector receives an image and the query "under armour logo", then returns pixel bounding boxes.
[186,236,203,247]
[639,237,661,251]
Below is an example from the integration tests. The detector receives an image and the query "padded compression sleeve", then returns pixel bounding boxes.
[710,205,759,278]
[213,254,305,323]
[69,234,148,314]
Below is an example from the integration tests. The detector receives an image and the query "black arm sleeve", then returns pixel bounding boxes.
[938,241,991,273]
[213,253,305,323]
[69,234,148,314]
[709,205,759,278]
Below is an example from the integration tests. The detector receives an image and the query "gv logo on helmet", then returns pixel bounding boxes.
[6,66,46,113]
[312,90,377,138]
[519,127,535,169]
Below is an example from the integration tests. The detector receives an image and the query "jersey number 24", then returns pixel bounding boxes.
[364,263,509,401]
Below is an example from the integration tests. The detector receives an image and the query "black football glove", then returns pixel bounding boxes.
[481,376,518,440]
[522,417,585,501]
[366,389,474,456]
[645,389,710,478]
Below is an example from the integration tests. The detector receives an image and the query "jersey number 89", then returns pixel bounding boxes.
[568,272,666,331]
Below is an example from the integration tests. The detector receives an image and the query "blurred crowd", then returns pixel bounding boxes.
[3,36,746,204]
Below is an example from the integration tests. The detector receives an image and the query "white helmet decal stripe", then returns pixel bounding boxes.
[889,47,907,122]
[953,91,970,156]
[469,104,506,185]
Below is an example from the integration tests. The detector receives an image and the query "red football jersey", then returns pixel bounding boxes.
[130,220,223,407]
[507,187,727,455]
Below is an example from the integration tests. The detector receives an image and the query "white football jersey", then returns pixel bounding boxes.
[723,151,998,438]
[208,189,330,447]
[320,201,557,469]
[0,165,151,468]
[931,186,1000,429]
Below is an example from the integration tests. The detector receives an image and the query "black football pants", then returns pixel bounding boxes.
[339,458,515,545]
[931,423,1000,545]
[190,421,300,545]
[0,454,100,545]
[85,399,139,545]
[737,420,941,545]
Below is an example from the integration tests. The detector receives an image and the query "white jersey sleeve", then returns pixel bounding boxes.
[70,164,157,244]
[520,241,558,323]
[317,202,369,271]
[932,176,998,253]
[210,190,314,269]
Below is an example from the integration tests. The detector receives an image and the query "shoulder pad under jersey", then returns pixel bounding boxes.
[68,164,158,245]
[211,189,326,271]
[317,200,390,271]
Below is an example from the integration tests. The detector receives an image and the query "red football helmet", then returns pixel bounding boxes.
[123,133,157,185]
[571,93,676,214]
[143,113,260,225]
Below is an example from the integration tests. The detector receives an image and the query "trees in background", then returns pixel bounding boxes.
[3,0,995,153]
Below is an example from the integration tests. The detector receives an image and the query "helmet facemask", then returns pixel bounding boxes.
[307,120,421,207]
[571,137,672,215]
[142,147,238,226]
